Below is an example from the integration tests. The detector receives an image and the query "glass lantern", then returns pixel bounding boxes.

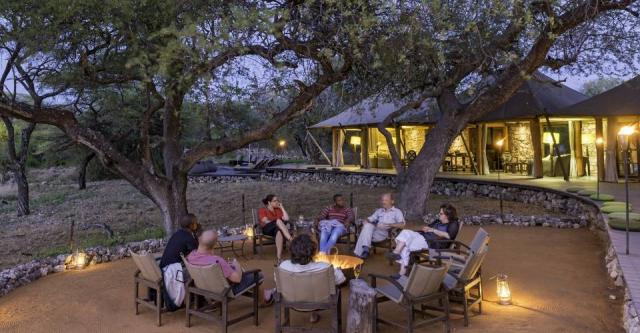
[496,273,512,305]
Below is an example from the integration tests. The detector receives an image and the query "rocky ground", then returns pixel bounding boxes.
[0,167,573,270]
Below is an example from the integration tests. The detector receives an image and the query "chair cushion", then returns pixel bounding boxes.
[609,218,640,232]
[609,212,640,221]
[443,273,458,290]
[590,193,615,201]
[577,189,596,196]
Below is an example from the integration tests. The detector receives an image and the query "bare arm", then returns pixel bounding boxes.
[279,204,290,221]
[227,259,243,283]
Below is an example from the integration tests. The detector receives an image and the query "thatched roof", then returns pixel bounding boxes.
[310,71,591,128]
[473,71,588,122]
[555,75,640,117]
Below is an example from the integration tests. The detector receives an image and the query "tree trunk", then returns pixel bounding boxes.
[148,172,189,237]
[347,278,376,333]
[78,153,95,190]
[397,110,465,220]
[13,165,29,216]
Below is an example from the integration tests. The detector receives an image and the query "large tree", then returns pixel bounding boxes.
[351,0,640,218]
[0,0,380,233]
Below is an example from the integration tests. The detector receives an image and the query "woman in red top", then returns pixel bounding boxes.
[258,194,292,262]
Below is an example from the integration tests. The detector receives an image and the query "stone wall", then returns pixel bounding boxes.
[0,239,165,297]
[507,122,534,162]
[193,170,603,227]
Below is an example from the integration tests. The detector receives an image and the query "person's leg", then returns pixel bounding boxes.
[276,231,284,260]
[231,271,264,295]
[319,228,331,254]
[394,240,406,254]
[325,225,345,253]
[354,223,375,257]
[276,220,292,241]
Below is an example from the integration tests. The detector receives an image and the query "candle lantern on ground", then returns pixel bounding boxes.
[496,273,512,305]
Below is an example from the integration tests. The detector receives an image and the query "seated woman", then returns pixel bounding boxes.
[258,194,293,263]
[386,203,460,276]
[279,234,345,323]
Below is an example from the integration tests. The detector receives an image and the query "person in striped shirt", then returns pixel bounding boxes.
[315,194,355,254]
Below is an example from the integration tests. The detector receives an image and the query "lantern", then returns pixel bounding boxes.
[244,224,254,238]
[496,273,512,305]
[542,132,559,145]
[278,139,286,147]
[349,136,361,146]
[66,250,90,270]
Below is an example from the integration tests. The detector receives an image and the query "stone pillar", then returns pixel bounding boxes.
[596,117,605,181]
[530,118,543,178]
[605,116,619,182]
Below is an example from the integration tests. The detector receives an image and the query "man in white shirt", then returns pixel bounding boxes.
[353,193,405,258]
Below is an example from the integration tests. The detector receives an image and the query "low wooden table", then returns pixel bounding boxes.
[216,234,248,258]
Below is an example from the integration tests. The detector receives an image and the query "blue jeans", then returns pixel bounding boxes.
[319,225,346,253]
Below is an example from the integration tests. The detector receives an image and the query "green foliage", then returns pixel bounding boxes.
[581,77,625,97]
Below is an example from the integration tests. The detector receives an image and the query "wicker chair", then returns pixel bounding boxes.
[274,265,341,333]
[370,262,451,333]
[131,251,165,326]
[182,258,261,333]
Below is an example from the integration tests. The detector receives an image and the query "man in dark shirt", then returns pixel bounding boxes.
[160,214,200,269]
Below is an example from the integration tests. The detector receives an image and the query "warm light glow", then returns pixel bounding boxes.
[350,136,361,145]
[581,134,594,145]
[619,125,636,137]
[542,132,560,144]
[595,137,604,146]
[278,139,286,147]
[496,274,512,305]
[314,253,363,270]
[495,138,505,148]
[66,250,89,270]
[244,225,254,238]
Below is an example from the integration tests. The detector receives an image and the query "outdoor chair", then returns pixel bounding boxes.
[314,207,359,250]
[370,262,451,333]
[182,257,261,333]
[409,226,489,269]
[407,222,464,269]
[251,208,280,256]
[131,250,165,326]
[425,244,488,327]
[274,265,341,333]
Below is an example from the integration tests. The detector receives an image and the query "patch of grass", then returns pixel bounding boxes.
[0,193,17,201]
[35,226,165,259]
[121,226,165,243]
[32,191,68,207]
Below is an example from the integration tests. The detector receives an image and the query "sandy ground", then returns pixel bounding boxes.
[0,225,623,333]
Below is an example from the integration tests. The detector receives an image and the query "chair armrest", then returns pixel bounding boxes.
[369,273,405,292]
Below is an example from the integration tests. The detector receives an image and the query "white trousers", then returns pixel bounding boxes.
[395,230,429,267]
[354,223,389,256]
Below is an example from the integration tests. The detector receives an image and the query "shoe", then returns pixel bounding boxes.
[385,252,401,261]
[359,251,369,259]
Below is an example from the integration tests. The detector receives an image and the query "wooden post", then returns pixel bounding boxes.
[361,127,369,169]
[595,117,605,181]
[332,128,338,167]
[530,118,543,178]
[574,121,584,177]
[347,279,376,333]
[475,125,484,175]
[605,116,619,182]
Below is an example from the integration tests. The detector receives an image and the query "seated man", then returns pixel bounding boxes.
[387,203,460,276]
[315,193,355,254]
[158,213,201,310]
[353,193,405,259]
[187,229,272,302]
